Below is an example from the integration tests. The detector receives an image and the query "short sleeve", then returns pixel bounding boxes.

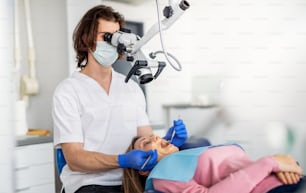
[52,82,83,147]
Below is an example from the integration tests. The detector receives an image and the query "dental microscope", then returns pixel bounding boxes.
[104,0,190,84]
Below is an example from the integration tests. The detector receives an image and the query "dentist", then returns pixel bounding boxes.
[52,5,187,193]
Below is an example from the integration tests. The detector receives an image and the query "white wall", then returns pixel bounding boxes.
[194,0,306,167]
[0,0,15,192]
[66,0,102,73]
[16,0,69,131]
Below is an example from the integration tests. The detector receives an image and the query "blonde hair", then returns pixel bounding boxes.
[123,136,148,193]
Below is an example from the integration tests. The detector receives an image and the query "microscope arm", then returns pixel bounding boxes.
[131,0,189,54]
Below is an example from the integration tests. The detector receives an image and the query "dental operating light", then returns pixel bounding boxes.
[104,0,190,84]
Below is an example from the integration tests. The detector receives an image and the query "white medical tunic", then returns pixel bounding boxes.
[52,70,149,193]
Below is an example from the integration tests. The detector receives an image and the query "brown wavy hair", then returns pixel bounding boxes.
[73,5,125,68]
[123,136,148,193]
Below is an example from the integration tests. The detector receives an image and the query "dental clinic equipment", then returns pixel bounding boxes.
[20,0,39,105]
[169,116,182,143]
[141,155,152,170]
[14,0,29,136]
[169,129,176,143]
[104,0,190,84]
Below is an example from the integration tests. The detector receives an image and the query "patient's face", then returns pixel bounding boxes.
[134,135,179,161]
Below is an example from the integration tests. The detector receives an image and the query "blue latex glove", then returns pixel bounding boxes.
[118,149,158,171]
[164,119,188,147]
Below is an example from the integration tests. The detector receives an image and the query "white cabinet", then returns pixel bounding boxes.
[15,143,55,193]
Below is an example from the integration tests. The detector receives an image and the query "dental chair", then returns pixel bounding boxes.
[55,136,211,193]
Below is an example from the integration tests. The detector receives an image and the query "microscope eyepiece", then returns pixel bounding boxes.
[120,28,131,33]
[103,32,113,43]
[179,0,190,10]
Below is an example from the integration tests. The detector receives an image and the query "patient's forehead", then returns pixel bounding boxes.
[134,137,146,149]
[134,135,153,149]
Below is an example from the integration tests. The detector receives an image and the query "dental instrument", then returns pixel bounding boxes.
[141,155,152,170]
[104,0,190,84]
[169,117,182,143]
[170,130,176,143]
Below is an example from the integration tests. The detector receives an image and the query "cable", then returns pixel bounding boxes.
[149,51,181,67]
[155,0,182,71]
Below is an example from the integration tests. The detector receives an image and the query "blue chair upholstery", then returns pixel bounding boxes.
[179,135,211,150]
[56,148,66,174]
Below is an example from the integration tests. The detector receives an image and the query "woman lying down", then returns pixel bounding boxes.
[123,135,304,193]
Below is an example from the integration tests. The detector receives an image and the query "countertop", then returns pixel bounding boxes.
[163,103,217,109]
[16,135,53,146]
[15,124,166,146]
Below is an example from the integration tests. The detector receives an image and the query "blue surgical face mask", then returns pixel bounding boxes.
[92,41,118,67]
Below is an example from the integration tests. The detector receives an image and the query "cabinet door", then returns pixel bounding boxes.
[16,163,55,190]
[16,143,54,168]
[15,143,55,192]
[16,183,55,193]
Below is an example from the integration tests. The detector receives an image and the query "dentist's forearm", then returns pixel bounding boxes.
[61,143,119,173]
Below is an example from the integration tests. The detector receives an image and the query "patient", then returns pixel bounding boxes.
[123,135,304,193]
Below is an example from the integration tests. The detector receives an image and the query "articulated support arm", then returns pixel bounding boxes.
[104,0,190,84]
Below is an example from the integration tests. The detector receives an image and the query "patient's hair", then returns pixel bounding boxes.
[123,136,147,193]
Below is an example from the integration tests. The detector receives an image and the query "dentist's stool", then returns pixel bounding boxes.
[56,148,66,175]
[56,148,66,193]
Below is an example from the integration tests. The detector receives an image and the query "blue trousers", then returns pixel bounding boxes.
[267,177,305,193]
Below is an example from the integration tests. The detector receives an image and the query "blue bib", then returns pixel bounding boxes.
[145,143,242,191]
